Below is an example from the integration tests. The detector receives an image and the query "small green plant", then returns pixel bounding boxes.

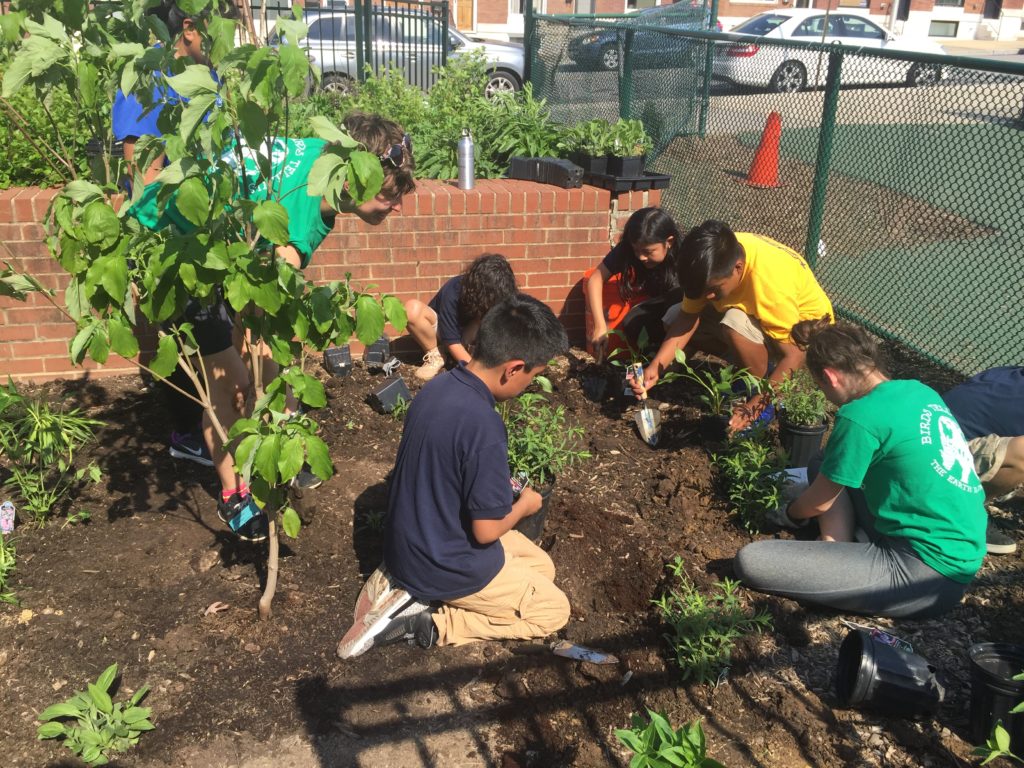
[500,393,590,486]
[974,673,1024,765]
[615,709,726,768]
[0,532,17,604]
[664,350,761,417]
[713,428,787,534]
[654,557,772,684]
[608,118,652,157]
[356,507,387,534]
[62,509,91,528]
[37,663,154,766]
[607,327,653,370]
[390,395,410,422]
[0,379,102,526]
[559,117,615,157]
[774,368,828,427]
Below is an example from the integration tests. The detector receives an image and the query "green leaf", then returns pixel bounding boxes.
[87,683,113,714]
[149,334,180,378]
[996,723,1011,752]
[237,101,269,148]
[82,202,121,248]
[254,433,282,486]
[62,180,105,205]
[95,664,118,693]
[346,151,384,204]
[165,64,218,98]
[70,324,96,365]
[354,294,385,345]
[0,52,33,98]
[305,436,333,482]
[382,295,407,331]
[207,15,236,65]
[278,436,304,483]
[88,329,110,364]
[176,178,211,227]
[281,506,301,538]
[37,722,66,740]
[38,702,84,721]
[178,0,212,15]
[254,200,290,246]
[291,373,326,408]
[180,92,217,144]
[279,43,308,97]
[96,256,128,304]
[308,116,358,146]
[307,152,346,200]
[122,706,151,724]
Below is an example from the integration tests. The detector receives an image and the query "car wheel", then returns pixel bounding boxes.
[907,63,941,87]
[485,70,521,98]
[321,73,356,97]
[600,45,619,71]
[769,61,807,94]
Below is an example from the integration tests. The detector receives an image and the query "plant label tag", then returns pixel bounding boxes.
[0,500,14,534]
[551,640,618,665]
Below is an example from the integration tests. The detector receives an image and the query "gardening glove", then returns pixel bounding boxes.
[764,468,811,529]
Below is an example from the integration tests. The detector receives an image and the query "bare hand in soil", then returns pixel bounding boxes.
[590,330,608,364]
[627,368,659,398]
[518,486,543,517]
[728,401,757,435]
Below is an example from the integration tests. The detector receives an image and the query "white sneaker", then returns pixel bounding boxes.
[415,350,445,381]
[337,568,427,659]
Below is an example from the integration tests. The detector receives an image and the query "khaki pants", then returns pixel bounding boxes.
[434,530,570,646]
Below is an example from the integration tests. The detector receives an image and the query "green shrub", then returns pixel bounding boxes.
[713,427,787,534]
[774,367,829,427]
[615,710,725,768]
[37,663,154,766]
[654,557,772,684]
[974,676,1024,765]
[0,379,102,526]
[500,392,590,487]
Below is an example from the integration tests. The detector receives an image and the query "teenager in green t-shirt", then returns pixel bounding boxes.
[734,319,986,619]
[131,113,415,541]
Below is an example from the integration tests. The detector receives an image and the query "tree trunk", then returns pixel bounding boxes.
[258,516,279,620]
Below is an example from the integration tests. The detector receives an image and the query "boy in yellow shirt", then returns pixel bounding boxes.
[635,220,833,433]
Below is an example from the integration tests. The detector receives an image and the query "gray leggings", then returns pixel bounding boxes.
[733,492,969,619]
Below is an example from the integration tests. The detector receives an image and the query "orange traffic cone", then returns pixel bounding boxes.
[746,111,781,188]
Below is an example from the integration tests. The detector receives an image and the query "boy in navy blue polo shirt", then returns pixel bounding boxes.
[338,294,572,657]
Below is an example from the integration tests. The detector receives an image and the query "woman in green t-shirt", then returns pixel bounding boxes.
[735,319,986,618]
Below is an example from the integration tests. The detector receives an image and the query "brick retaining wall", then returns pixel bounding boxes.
[0,179,661,383]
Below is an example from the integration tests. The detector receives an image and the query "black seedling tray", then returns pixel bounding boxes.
[583,171,671,193]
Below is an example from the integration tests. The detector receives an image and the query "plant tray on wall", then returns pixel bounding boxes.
[583,171,671,193]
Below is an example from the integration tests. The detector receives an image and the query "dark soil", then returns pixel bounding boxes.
[1,349,1021,768]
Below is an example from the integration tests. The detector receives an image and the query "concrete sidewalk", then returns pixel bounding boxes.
[942,38,1024,56]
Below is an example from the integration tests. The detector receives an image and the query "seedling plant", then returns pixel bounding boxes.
[654,557,772,684]
[615,709,725,768]
[713,426,788,534]
[664,350,761,418]
[500,392,590,487]
[773,368,829,426]
[0,532,16,604]
[0,379,102,526]
[37,663,154,766]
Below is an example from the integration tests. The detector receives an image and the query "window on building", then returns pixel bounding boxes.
[929,19,959,36]
[934,0,965,6]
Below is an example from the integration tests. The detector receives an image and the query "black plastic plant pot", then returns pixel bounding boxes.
[968,643,1024,750]
[513,482,554,542]
[699,413,730,443]
[607,154,645,177]
[569,151,608,176]
[367,376,411,414]
[779,419,827,468]
[323,345,352,377]
[364,336,391,371]
[835,629,944,718]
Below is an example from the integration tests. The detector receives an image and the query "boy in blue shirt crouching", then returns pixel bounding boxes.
[338,294,572,657]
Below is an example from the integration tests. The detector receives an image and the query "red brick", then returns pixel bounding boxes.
[0,323,40,342]
[431,185,452,216]
[460,230,504,247]
[10,339,70,358]
[464,189,481,215]
[4,305,67,324]
[449,190,466,216]
[394,276,440,296]
[505,228,545,244]
[5,240,49,259]
[4,356,46,375]
[370,262,422,280]
[523,271,573,288]
[413,230,459,249]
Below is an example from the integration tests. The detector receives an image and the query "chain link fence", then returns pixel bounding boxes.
[529,12,1024,374]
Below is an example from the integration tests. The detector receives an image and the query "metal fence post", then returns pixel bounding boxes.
[619,28,635,120]
[804,50,843,269]
[698,0,719,138]
[354,0,367,83]
[441,0,450,69]
[524,0,535,84]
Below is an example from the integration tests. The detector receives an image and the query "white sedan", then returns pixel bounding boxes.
[713,10,947,93]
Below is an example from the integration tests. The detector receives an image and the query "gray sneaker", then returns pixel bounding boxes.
[337,571,428,659]
[291,464,324,491]
[986,520,1017,555]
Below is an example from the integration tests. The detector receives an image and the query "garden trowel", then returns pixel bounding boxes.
[627,363,661,447]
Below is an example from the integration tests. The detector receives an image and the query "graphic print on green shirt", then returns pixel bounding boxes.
[820,379,986,583]
[128,137,331,268]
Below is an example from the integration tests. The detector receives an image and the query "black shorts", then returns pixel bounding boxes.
[164,295,235,357]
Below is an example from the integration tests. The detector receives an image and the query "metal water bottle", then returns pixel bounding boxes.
[457,128,475,190]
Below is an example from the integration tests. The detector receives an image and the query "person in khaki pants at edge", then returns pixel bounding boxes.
[337,294,571,657]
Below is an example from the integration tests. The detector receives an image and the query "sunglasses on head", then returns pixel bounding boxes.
[378,134,413,169]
